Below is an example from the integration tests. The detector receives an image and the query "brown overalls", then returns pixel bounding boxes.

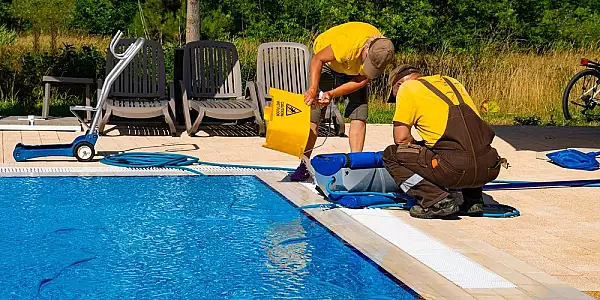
[382,77,502,208]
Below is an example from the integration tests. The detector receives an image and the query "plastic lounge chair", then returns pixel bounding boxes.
[246,42,345,136]
[181,41,265,136]
[97,39,176,135]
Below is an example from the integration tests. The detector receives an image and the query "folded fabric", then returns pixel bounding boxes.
[546,149,600,171]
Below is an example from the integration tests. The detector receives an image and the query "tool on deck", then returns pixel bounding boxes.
[13,31,145,162]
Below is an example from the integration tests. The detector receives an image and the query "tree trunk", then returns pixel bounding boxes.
[33,26,40,53]
[50,25,57,55]
[186,0,200,43]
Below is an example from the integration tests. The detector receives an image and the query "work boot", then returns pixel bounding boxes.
[290,161,310,181]
[409,193,463,219]
[460,196,484,214]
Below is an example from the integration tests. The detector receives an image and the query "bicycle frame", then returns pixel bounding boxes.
[578,58,600,105]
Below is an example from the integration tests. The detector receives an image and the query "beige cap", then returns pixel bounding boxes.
[363,38,395,79]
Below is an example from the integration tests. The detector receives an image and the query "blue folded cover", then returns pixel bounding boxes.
[546,149,600,171]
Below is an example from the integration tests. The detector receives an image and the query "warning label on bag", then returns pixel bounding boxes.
[275,101,302,117]
[276,101,284,117]
[286,104,301,116]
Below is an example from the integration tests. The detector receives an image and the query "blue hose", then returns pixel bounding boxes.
[100,152,296,174]
[325,178,402,200]
[100,152,205,175]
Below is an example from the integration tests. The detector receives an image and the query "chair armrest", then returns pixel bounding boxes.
[179,80,188,102]
[255,82,269,112]
[246,81,267,114]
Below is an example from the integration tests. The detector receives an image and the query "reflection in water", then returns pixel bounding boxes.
[264,218,311,274]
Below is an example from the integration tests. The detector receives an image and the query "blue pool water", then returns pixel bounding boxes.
[0,176,418,299]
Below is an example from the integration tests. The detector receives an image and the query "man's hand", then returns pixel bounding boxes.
[317,91,333,107]
[304,88,318,106]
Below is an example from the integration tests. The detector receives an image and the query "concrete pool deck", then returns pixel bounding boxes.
[1,124,600,299]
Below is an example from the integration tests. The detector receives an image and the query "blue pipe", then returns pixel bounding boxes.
[297,203,340,210]
[484,179,600,190]
[366,203,411,209]
[195,160,295,172]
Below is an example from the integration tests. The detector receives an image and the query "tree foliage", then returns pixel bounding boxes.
[71,0,137,35]
[4,0,600,52]
[11,0,76,52]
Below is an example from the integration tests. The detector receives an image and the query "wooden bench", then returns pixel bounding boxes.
[42,76,94,120]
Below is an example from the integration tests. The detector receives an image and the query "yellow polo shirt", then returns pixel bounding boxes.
[313,22,382,76]
[393,75,481,147]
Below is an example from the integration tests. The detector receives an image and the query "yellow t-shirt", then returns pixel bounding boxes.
[313,22,382,76]
[392,75,480,147]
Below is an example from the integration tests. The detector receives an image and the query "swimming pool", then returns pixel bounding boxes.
[0,175,419,299]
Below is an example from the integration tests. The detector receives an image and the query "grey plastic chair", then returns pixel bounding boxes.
[181,41,265,136]
[246,42,345,136]
[98,39,176,135]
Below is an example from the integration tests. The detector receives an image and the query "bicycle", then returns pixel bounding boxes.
[562,58,600,121]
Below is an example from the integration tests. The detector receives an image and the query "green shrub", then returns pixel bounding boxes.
[0,44,105,114]
[0,25,15,46]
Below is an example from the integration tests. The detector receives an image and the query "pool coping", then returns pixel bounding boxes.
[257,172,594,300]
[0,166,593,299]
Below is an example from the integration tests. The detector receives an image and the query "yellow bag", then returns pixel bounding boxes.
[262,88,310,159]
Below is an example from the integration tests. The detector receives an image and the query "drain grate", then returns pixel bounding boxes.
[0,166,284,176]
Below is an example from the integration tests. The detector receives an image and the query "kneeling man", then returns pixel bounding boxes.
[383,65,506,219]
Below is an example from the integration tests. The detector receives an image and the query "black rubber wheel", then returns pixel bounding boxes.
[73,142,95,162]
[562,68,600,121]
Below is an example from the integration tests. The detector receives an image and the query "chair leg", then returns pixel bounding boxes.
[181,82,193,131]
[163,107,177,136]
[188,108,205,136]
[252,107,266,136]
[98,107,112,134]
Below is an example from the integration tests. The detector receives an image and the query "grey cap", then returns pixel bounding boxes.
[388,64,419,86]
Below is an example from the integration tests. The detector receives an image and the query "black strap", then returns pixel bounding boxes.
[442,77,465,104]
[417,79,454,106]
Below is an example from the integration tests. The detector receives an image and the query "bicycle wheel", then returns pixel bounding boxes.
[563,68,600,121]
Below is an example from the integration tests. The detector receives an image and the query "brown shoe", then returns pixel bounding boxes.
[409,193,462,219]
[460,196,484,214]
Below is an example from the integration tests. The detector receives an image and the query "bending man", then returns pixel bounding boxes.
[290,22,395,181]
[383,65,506,219]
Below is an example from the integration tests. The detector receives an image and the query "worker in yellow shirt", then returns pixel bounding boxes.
[290,22,395,181]
[382,65,506,219]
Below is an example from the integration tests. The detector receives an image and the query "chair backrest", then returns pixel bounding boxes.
[182,41,243,99]
[106,38,166,99]
[256,42,311,96]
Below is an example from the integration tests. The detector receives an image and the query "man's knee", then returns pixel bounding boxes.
[310,106,325,124]
[382,144,399,163]
[345,103,368,121]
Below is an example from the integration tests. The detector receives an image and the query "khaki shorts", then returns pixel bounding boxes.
[310,66,369,123]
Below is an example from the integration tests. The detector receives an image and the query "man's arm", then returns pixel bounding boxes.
[307,45,370,106]
[393,121,414,145]
[322,75,369,100]
[305,46,335,106]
